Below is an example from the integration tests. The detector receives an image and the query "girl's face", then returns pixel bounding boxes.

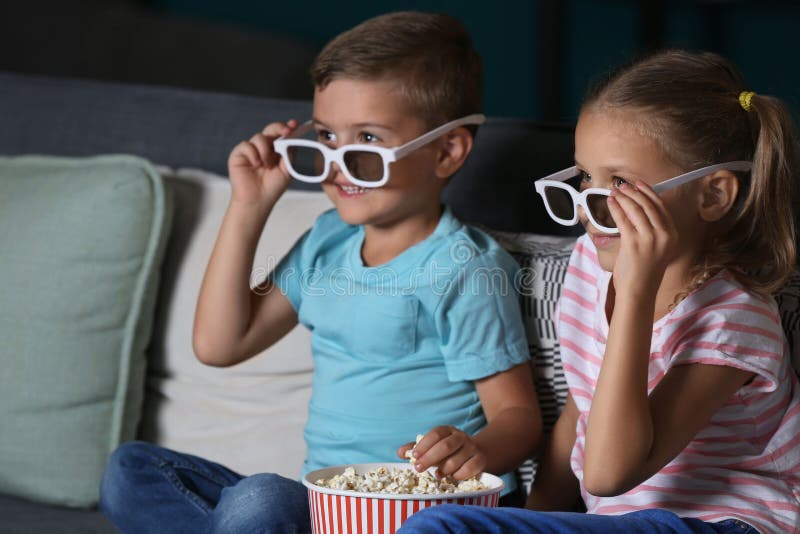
[574,109,701,272]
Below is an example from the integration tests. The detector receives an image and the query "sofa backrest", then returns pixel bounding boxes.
[0,70,580,236]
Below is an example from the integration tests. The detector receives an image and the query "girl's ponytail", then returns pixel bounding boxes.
[737,94,799,293]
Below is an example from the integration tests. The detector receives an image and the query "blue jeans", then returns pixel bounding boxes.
[398,505,758,534]
[99,441,310,533]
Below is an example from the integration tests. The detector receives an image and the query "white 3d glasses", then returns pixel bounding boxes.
[273,114,486,188]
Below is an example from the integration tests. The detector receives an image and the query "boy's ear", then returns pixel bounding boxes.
[434,127,474,179]
[697,171,740,222]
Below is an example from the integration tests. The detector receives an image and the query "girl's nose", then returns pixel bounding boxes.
[576,204,589,224]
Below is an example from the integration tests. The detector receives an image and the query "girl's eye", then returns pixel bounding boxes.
[611,176,629,189]
[576,170,592,191]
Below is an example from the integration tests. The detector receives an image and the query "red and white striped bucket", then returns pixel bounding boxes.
[303,463,504,534]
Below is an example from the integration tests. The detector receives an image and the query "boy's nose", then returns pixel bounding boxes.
[326,161,344,182]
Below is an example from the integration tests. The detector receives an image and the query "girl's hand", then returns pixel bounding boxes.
[607,181,679,294]
[396,426,486,480]
[227,120,298,209]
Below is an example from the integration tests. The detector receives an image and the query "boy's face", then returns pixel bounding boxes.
[312,78,446,228]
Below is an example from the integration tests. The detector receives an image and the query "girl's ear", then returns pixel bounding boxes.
[698,171,740,222]
[434,127,474,179]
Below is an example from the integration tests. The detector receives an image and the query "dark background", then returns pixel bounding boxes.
[2,0,798,125]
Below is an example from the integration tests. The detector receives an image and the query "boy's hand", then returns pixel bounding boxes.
[227,120,298,209]
[396,426,486,481]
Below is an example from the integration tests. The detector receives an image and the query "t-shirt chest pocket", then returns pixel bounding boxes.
[349,295,419,360]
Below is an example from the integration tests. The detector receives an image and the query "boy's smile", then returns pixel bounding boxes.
[312,78,450,266]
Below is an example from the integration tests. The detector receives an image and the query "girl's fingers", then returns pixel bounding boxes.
[607,194,635,234]
[631,181,673,230]
[615,184,667,232]
[611,191,652,233]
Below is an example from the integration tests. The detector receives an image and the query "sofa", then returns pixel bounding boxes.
[0,70,589,532]
[3,70,799,533]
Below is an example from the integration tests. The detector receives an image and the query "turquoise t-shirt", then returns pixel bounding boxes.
[271,207,530,491]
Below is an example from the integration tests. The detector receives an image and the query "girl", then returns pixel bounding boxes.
[399,50,800,533]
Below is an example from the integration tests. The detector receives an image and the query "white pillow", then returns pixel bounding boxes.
[140,168,332,478]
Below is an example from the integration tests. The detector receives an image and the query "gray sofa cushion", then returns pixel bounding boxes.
[0,493,115,534]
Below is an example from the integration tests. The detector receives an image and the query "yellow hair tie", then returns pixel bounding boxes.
[739,91,756,112]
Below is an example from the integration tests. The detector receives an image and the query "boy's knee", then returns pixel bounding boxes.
[99,441,158,516]
[102,441,159,480]
[211,473,309,533]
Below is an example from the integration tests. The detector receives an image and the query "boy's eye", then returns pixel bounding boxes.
[578,170,591,183]
[316,130,335,144]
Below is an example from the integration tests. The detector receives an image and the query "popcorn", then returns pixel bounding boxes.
[404,434,424,465]
[314,466,487,495]
[314,434,489,495]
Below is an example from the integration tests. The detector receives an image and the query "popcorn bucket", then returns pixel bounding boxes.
[302,463,504,534]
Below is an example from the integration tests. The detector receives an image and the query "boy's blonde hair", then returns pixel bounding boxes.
[310,11,483,132]
[583,49,799,296]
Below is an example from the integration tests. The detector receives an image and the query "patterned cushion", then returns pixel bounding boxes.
[775,270,800,375]
[487,230,577,493]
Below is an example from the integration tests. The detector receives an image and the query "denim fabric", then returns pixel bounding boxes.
[99,441,310,533]
[398,505,758,534]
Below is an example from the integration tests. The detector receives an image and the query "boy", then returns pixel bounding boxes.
[100,11,541,533]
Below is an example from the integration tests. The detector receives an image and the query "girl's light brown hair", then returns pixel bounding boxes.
[310,11,483,132]
[583,49,799,296]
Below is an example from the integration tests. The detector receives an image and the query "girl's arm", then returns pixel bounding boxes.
[582,181,754,496]
[402,362,542,479]
[585,310,753,496]
[526,393,582,511]
[193,121,299,367]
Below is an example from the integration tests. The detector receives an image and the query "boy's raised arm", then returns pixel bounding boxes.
[193,121,299,367]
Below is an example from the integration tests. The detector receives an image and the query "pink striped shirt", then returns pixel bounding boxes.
[559,234,800,533]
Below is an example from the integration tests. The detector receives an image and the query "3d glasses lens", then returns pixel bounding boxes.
[543,186,576,221]
[286,146,325,178]
[585,193,614,229]
[343,150,384,183]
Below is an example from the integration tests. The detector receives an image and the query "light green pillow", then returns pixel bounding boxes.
[0,155,171,507]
